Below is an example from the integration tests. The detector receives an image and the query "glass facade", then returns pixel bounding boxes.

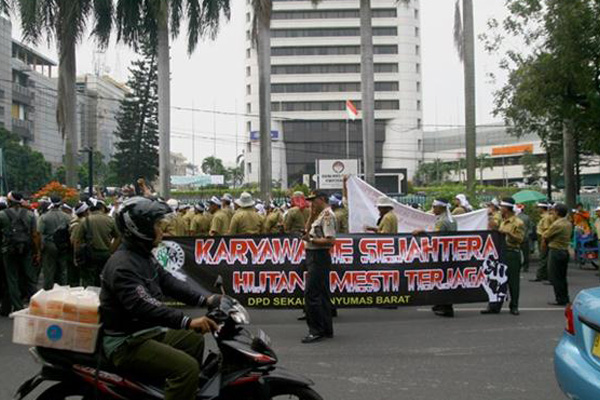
[272,9,397,20]
[272,27,398,38]
[272,100,400,112]
[272,45,398,56]
[271,81,399,93]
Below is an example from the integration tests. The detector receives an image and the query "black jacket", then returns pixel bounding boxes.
[100,240,206,335]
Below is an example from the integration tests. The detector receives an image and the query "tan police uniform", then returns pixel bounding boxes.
[499,214,525,311]
[229,208,263,235]
[543,217,573,304]
[209,209,230,236]
[377,211,398,234]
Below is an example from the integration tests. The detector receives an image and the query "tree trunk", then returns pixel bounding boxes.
[157,1,171,198]
[563,122,576,209]
[463,0,476,193]
[360,0,376,185]
[57,24,78,187]
[257,18,272,200]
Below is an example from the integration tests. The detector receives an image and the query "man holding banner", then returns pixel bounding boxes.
[482,198,525,316]
[301,191,337,344]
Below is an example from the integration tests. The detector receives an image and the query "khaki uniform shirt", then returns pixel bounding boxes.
[434,213,457,233]
[377,211,398,234]
[190,213,211,236]
[210,209,230,236]
[537,213,556,237]
[489,211,502,230]
[76,212,119,252]
[284,207,307,234]
[38,209,72,244]
[452,206,467,216]
[334,207,349,234]
[0,207,36,251]
[264,210,283,234]
[182,209,195,231]
[229,208,263,235]
[543,217,573,251]
[161,215,188,237]
[70,216,82,244]
[306,207,337,250]
[224,207,234,221]
[500,215,525,250]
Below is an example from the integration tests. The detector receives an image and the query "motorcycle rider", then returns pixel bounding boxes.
[100,197,220,400]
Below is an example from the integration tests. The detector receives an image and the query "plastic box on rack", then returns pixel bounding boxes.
[11,308,100,354]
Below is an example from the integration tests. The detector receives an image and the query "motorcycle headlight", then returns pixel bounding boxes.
[230,303,251,325]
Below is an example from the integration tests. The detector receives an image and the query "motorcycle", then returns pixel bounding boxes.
[14,279,323,400]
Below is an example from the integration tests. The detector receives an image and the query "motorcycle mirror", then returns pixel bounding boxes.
[214,275,226,295]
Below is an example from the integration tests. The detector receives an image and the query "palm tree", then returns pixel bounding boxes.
[453,0,476,193]
[16,0,113,187]
[477,153,494,185]
[115,0,231,198]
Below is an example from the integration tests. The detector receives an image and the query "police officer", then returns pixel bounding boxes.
[284,192,309,235]
[415,198,457,317]
[190,203,211,236]
[221,194,235,221]
[228,192,263,235]
[69,201,90,287]
[367,196,398,234]
[543,203,573,306]
[329,194,349,234]
[482,198,525,315]
[208,196,230,236]
[264,202,284,234]
[530,202,554,282]
[0,192,40,312]
[38,196,72,289]
[301,191,337,344]
[74,198,120,287]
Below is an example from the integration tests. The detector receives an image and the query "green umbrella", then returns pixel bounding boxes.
[512,190,547,204]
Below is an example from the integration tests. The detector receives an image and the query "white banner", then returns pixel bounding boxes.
[347,175,489,233]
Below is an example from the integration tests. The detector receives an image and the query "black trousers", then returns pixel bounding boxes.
[548,248,570,304]
[304,249,333,337]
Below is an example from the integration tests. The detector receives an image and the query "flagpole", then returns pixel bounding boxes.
[346,115,350,160]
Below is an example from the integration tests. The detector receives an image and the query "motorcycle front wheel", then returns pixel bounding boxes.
[36,383,92,400]
[268,385,324,400]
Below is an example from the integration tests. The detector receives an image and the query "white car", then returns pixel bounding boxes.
[581,186,599,194]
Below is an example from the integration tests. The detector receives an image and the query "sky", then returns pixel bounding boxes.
[10,0,510,169]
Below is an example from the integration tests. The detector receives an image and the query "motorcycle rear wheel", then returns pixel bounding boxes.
[268,385,323,400]
[36,383,91,400]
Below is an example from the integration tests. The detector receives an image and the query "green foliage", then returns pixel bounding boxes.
[290,184,310,196]
[477,154,494,184]
[521,151,542,182]
[414,159,454,186]
[0,128,52,195]
[486,0,600,154]
[201,156,227,176]
[109,40,159,186]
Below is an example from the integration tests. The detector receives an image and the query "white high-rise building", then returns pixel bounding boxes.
[244,0,423,188]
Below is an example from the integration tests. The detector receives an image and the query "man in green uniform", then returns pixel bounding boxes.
[221,194,235,221]
[69,201,90,287]
[284,192,308,235]
[38,196,72,289]
[452,194,471,215]
[329,194,349,234]
[482,198,525,315]
[190,203,211,236]
[264,202,284,234]
[367,196,398,234]
[414,198,457,317]
[531,202,554,282]
[74,199,120,287]
[0,192,40,312]
[543,203,573,306]
[487,199,502,230]
[229,193,263,235]
[208,196,230,236]
[161,199,188,237]
[516,204,532,272]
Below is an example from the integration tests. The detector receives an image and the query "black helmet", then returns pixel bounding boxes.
[116,197,172,244]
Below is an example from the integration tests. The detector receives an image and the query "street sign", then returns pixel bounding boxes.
[249,130,280,141]
[316,159,359,189]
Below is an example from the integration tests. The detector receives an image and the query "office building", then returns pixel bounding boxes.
[244,0,423,187]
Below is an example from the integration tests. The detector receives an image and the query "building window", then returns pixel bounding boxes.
[416,63,421,73]
[416,81,421,92]
[246,66,251,76]
[272,45,398,57]
[247,121,252,132]
[246,84,251,95]
[247,142,252,153]
[246,48,251,58]
[415,27,420,37]
[415,45,420,56]
[246,30,251,40]
[248,163,252,174]
[271,27,397,38]
[271,81,398,94]
[246,12,251,22]
[271,100,399,112]
[247,103,251,113]
[414,9,419,19]
[271,8,397,20]
[417,119,422,129]
[416,100,421,111]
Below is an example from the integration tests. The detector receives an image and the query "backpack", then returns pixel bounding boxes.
[4,208,31,250]
[53,224,71,252]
